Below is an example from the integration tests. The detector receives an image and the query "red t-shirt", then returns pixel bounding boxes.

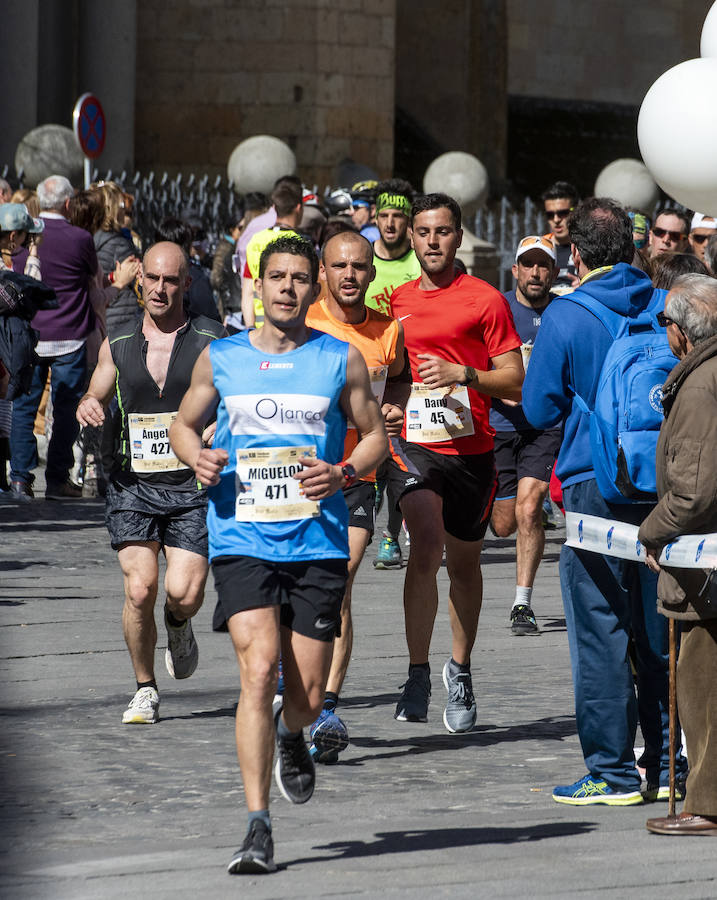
[390,272,521,455]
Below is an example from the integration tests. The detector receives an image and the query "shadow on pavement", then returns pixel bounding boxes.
[343,715,576,765]
[340,716,577,766]
[286,821,595,867]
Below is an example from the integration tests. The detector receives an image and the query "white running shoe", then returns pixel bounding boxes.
[122,686,160,724]
[164,606,199,679]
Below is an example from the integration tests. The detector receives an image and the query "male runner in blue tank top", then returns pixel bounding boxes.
[77,242,224,725]
[170,235,388,875]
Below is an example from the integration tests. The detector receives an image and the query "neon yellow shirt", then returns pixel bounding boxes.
[366,247,421,315]
[245,226,300,323]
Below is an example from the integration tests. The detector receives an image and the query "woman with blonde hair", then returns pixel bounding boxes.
[10,188,40,219]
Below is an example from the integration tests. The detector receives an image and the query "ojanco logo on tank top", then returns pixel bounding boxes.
[225,393,329,435]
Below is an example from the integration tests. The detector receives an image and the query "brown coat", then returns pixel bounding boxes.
[638,334,717,620]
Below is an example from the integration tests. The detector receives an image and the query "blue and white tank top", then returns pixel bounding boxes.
[208,329,350,562]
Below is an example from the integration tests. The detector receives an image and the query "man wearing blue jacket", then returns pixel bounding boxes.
[523,198,687,806]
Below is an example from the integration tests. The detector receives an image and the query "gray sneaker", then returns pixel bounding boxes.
[164,606,199,679]
[442,660,476,733]
[394,666,431,722]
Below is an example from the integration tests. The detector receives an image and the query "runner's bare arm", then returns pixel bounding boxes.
[169,346,227,486]
[76,338,116,427]
[294,344,389,500]
[416,348,524,401]
[382,321,411,435]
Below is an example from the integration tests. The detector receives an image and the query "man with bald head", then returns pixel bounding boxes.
[77,242,224,724]
[304,230,410,761]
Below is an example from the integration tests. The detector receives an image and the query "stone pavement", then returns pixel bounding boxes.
[1,487,716,899]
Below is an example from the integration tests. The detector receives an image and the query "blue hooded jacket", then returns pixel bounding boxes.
[522,263,667,489]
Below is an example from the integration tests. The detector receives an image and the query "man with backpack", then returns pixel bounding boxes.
[523,198,687,806]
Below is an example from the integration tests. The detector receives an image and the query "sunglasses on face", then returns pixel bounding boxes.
[652,226,687,242]
[656,311,680,329]
[690,233,712,244]
[545,208,573,220]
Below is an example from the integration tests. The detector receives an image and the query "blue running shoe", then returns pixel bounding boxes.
[552,774,644,806]
[309,708,349,764]
[373,534,402,569]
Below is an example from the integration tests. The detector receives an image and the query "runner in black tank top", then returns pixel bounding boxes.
[77,241,223,725]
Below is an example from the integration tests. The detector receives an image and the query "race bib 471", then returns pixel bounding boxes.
[235,445,320,522]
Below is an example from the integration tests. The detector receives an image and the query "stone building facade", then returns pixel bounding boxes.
[135,0,396,187]
[0,0,713,194]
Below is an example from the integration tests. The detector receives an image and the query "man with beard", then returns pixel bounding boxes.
[366,178,421,317]
[388,192,523,732]
[305,230,409,762]
[490,235,561,635]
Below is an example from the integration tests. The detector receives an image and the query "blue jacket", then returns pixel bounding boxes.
[522,263,666,488]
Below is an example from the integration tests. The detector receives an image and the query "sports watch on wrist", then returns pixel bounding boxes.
[460,366,476,386]
[340,461,357,487]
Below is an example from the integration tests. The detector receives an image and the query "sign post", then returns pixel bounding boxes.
[72,93,106,188]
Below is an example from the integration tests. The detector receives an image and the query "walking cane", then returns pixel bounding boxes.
[668,617,677,818]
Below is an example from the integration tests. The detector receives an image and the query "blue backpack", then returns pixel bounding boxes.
[569,291,677,504]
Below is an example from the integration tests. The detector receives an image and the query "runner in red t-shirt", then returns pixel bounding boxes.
[387,193,523,733]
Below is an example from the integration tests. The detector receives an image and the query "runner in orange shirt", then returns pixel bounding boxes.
[305,230,410,762]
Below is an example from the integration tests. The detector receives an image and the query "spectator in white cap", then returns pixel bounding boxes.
[490,235,561,635]
[689,213,717,264]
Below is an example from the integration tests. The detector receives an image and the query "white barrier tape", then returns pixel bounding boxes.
[565,512,717,568]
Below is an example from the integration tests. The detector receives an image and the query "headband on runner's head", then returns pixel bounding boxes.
[375,192,412,216]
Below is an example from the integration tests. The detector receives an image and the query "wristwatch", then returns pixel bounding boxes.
[460,366,476,386]
[340,461,357,488]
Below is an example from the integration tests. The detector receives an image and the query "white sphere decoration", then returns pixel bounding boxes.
[701,1,717,58]
[423,151,489,214]
[638,57,717,217]
[594,159,659,212]
[227,135,296,194]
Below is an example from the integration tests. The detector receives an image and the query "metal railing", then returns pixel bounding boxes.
[2,164,669,293]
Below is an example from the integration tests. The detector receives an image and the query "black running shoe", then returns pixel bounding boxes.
[275,729,315,804]
[227,819,276,874]
[510,604,539,635]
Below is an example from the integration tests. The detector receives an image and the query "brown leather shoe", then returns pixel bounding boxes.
[646,812,717,836]
[45,480,83,500]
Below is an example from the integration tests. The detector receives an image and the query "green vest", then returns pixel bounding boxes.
[366,247,421,315]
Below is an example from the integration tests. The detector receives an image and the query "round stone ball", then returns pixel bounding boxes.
[15,125,85,188]
[423,152,489,214]
[227,136,297,195]
[593,159,660,213]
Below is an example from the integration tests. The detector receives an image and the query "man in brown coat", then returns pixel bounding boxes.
[639,273,717,836]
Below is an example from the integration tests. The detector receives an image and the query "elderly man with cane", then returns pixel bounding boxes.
[639,274,717,836]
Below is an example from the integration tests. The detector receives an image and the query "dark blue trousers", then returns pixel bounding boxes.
[560,478,687,791]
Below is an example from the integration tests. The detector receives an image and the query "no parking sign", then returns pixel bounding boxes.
[73,93,106,186]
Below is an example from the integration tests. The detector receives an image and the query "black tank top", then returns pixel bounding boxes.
[109,314,224,489]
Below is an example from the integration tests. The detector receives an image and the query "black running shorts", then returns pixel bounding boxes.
[344,480,376,534]
[386,437,497,542]
[212,555,348,642]
[105,477,208,556]
[493,428,562,500]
